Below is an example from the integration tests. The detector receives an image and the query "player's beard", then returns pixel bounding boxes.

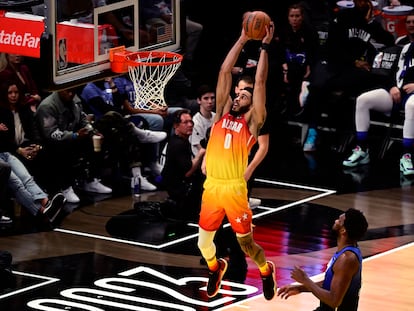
[230,105,250,117]
[331,226,340,239]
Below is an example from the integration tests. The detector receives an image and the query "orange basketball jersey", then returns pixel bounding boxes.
[205,113,256,179]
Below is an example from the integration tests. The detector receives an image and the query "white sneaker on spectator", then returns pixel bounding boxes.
[343,146,370,167]
[131,176,157,191]
[249,197,261,209]
[83,178,112,194]
[0,215,12,225]
[150,162,163,175]
[62,186,80,203]
[135,128,167,143]
[400,153,414,176]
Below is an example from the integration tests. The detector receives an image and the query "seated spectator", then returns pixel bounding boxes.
[35,89,113,203]
[0,85,66,225]
[0,154,66,225]
[0,161,12,225]
[113,74,182,133]
[343,41,414,176]
[161,109,205,221]
[81,77,168,181]
[395,12,414,46]
[189,84,215,156]
[0,53,42,112]
[301,0,395,152]
[81,77,169,140]
[0,80,44,181]
[112,74,183,175]
[93,110,159,192]
[275,3,320,117]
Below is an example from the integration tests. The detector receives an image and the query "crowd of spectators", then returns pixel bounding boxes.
[2,0,414,229]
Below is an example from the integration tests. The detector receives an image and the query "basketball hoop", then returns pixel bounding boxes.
[112,50,183,110]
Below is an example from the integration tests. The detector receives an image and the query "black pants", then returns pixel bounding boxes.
[94,111,142,170]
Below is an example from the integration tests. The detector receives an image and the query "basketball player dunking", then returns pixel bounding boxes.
[196,19,276,300]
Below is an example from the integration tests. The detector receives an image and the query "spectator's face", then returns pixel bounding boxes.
[7,84,19,105]
[235,80,253,96]
[175,113,194,138]
[288,8,303,30]
[7,54,23,64]
[197,92,215,112]
[406,16,414,36]
[58,89,76,104]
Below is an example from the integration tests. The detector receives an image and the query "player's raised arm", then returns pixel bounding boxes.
[215,27,250,120]
[250,22,274,136]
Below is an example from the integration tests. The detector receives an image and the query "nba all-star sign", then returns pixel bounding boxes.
[0,11,44,58]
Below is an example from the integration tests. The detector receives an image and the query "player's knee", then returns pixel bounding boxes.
[197,238,208,251]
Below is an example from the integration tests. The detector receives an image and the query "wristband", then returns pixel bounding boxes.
[72,132,78,140]
[261,43,270,52]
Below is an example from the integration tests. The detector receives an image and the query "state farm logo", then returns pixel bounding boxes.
[0,30,40,48]
[0,13,44,57]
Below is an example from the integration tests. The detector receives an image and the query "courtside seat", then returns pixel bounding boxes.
[286,89,356,154]
[370,108,404,159]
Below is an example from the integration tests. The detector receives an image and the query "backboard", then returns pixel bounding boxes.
[0,0,182,90]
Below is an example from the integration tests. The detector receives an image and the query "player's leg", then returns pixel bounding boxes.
[198,227,227,297]
[236,232,276,300]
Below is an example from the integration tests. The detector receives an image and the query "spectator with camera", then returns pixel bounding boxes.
[162,109,205,221]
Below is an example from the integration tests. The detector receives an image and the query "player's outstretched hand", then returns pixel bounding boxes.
[262,21,274,45]
[277,284,301,299]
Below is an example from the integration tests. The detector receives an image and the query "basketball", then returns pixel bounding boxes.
[243,11,271,40]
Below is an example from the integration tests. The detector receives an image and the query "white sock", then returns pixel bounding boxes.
[131,166,142,178]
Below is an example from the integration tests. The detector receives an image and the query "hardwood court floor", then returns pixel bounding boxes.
[1,125,414,310]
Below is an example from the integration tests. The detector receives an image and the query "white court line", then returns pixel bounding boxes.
[363,241,414,262]
[254,178,336,193]
[54,227,200,250]
[54,178,336,249]
[0,271,59,300]
[281,241,414,288]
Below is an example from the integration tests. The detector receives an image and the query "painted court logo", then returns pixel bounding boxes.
[26,266,259,310]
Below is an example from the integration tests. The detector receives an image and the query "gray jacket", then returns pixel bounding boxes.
[35,92,89,143]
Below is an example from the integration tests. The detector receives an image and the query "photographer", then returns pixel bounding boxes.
[161,109,205,221]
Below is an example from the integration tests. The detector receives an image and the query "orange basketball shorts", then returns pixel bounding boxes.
[199,177,252,234]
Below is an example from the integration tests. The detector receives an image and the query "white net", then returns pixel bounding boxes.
[127,51,182,110]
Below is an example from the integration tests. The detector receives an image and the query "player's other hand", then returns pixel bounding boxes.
[263,21,274,44]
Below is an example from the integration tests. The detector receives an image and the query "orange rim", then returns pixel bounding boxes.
[125,51,183,67]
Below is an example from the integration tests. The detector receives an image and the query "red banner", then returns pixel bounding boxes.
[0,12,44,58]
